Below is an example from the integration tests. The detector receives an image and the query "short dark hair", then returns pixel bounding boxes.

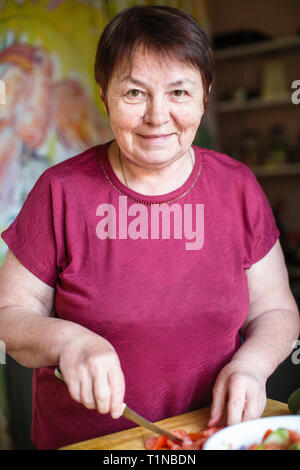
[94,5,214,110]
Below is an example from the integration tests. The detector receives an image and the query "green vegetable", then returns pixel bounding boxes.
[256,444,265,450]
[264,428,290,446]
[288,388,300,414]
[288,442,300,450]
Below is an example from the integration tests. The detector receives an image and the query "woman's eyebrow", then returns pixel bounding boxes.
[120,75,195,87]
[168,79,196,86]
[119,76,145,86]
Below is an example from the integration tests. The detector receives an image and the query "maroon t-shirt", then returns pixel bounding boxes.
[1,143,279,449]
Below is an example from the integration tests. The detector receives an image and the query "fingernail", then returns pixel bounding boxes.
[208,414,218,426]
[111,411,121,419]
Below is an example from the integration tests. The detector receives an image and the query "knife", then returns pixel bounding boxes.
[54,367,183,445]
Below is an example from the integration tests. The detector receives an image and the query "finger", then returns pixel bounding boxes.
[65,375,81,403]
[108,366,126,419]
[208,379,227,427]
[242,398,257,422]
[242,390,266,422]
[93,372,111,415]
[227,376,246,426]
[79,369,97,409]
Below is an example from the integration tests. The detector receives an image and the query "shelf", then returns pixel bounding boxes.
[218,95,292,113]
[215,34,300,60]
[250,163,300,178]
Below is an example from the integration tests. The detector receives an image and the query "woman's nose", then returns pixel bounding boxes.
[143,97,170,126]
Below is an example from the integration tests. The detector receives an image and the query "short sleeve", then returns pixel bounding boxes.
[241,168,280,269]
[1,172,58,287]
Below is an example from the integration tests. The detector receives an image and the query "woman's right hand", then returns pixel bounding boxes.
[58,333,125,419]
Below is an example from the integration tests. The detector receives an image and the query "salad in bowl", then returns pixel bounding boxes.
[202,416,300,450]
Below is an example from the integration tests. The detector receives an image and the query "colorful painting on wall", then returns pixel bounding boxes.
[0,0,117,268]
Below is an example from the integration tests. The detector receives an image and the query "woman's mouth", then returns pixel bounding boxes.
[138,133,174,144]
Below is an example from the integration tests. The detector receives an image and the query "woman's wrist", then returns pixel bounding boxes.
[51,319,100,365]
[230,335,284,382]
[227,356,268,385]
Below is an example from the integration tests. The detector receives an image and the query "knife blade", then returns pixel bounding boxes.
[121,403,183,444]
[54,367,183,445]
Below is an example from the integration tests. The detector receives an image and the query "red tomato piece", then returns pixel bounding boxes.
[165,429,188,448]
[288,430,300,444]
[189,433,204,441]
[263,443,286,450]
[169,444,182,450]
[247,443,259,450]
[145,437,158,450]
[194,437,207,450]
[153,434,168,450]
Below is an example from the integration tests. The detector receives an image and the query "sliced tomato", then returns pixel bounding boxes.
[153,434,168,450]
[169,443,182,450]
[180,435,197,450]
[288,430,300,444]
[189,433,204,441]
[263,443,286,450]
[194,437,207,450]
[165,429,188,448]
[145,437,158,450]
[247,443,260,450]
[146,426,223,450]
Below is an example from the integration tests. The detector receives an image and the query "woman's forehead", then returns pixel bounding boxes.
[113,47,201,84]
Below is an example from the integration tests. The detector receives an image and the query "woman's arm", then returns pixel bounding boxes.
[0,248,82,367]
[209,239,300,427]
[0,249,125,418]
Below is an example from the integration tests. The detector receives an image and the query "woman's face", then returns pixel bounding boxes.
[100,46,205,167]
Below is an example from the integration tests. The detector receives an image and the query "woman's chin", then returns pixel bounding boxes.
[133,149,181,167]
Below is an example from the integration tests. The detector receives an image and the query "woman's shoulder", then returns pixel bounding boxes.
[194,146,256,183]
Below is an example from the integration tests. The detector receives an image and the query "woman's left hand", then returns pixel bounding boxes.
[208,359,267,427]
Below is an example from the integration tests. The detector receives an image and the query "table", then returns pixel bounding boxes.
[60,398,290,450]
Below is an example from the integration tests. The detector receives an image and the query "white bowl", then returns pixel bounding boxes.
[202,415,300,450]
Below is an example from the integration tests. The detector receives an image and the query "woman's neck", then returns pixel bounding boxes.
[107,141,195,196]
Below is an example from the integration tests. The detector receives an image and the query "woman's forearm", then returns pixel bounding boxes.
[0,305,96,368]
[234,308,300,379]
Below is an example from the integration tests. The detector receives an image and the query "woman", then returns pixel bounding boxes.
[0,5,299,450]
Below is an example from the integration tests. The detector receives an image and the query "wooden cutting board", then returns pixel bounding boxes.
[60,398,290,450]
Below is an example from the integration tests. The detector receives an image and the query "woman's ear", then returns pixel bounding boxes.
[99,85,109,115]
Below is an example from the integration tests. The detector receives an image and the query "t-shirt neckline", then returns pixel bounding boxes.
[99,141,202,205]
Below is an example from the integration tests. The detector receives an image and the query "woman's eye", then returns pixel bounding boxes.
[172,90,187,97]
[127,89,142,98]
